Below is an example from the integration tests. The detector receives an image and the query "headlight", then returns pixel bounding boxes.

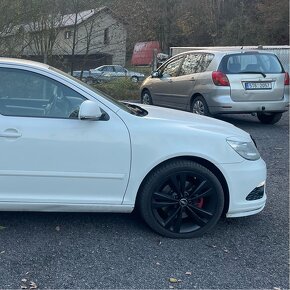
[227,138,260,161]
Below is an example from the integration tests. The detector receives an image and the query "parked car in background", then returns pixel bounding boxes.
[141,50,289,124]
[0,58,266,238]
[90,65,145,82]
[73,65,145,84]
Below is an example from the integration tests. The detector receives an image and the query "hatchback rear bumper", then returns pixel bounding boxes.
[208,94,289,115]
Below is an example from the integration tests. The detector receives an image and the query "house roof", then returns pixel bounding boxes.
[4,6,124,36]
[60,7,107,28]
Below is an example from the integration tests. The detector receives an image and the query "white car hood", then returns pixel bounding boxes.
[139,104,250,139]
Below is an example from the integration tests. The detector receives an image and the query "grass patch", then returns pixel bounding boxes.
[93,78,141,101]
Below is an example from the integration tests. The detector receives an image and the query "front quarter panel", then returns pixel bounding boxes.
[117,111,246,205]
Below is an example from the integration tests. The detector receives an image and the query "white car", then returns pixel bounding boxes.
[0,59,266,238]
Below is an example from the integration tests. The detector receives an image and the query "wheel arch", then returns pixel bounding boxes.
[136,155,230,216]
[141,88,150,95]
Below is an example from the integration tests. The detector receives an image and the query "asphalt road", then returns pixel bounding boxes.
[0,113,288,289]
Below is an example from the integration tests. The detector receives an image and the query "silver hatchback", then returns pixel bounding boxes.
[140,50,289,124]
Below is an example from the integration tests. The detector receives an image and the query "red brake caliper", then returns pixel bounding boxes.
[195,198,204,208]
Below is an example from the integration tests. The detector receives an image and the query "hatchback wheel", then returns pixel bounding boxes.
[141,90,153,105]
[192,96,210,116]
[257,112,282,124]
[131,76,139,83]
[86,77,94,85]
[138,160,224,238]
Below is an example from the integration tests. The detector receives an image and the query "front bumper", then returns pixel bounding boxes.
[219,158,267,218]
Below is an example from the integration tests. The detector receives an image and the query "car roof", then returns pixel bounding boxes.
[0,57,50,69]
[174,49,276,57]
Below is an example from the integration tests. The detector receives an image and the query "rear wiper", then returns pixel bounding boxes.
[240,71,267,78]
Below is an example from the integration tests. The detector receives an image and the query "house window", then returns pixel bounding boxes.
[64,31,72,39]
[104,28,109,44]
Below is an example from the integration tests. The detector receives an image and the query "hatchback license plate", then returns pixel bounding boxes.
[245,82,272,90]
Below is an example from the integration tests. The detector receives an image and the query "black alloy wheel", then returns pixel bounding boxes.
[138,160,224,238]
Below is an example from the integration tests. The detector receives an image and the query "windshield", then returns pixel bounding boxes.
[49,67,135,114]
[219,53,284,74]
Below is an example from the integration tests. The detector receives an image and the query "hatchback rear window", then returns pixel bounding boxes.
[219,53,284,74]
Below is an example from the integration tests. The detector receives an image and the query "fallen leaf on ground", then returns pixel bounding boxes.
[21,279,27,283]
[55,226,60,232]
[0,226,6,230]
[169,278,178,283]
[29,281,38,289]
[169,286,174,289]
[156,262,160,265]
[273,288,281,290]
[185,271,192,275]
[21,286,28,289]
[0,251,5,254]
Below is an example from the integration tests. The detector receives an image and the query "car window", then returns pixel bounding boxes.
[0,68,86,119]
[219,53,283,74]
[114,66,126,73]
[201,53,214,71]
[160,56,184,77]
[179,53,213,76]
[103,66,114,72]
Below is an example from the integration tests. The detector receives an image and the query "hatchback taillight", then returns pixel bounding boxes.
[284,72,289,85]
[212,71,230,86]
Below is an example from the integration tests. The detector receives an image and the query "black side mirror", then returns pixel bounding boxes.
[151,71,161,78]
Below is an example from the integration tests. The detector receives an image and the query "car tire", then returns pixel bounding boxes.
[192,96,211,116]
[141,90,153,105]
[137,159,224,238]
[131,76,139,83]
[257,112,283,124]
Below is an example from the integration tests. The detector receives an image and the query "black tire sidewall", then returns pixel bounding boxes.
[257,112,283,124]
[141,90,152,105]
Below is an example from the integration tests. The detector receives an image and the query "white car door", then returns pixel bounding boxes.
[0,67,131,205]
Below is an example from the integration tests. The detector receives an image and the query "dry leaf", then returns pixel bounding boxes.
[29,281,37,289]
[0,251,5,254]
[169,286,174,289]
[156,262,160,265]
[21,286,28,289]
[169,278,178,283]
[55,226,60,232]
[21,279,27,283]
[273,288,281,290]
[185,271,192,275]
[0,226,6,230]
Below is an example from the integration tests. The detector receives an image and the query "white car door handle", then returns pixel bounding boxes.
[0,129,22,138]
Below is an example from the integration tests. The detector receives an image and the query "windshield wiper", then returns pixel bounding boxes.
[240,71,267,78]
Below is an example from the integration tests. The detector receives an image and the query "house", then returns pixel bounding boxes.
[0,7,127,71]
